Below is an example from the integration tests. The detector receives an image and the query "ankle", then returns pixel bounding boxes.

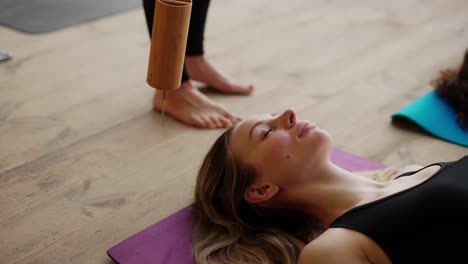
[179,80,194,91]
[185,55,206,67]
[155,80,193,95]
[186,55,204,61]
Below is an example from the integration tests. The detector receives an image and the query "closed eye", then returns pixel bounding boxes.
[263,128,273,139]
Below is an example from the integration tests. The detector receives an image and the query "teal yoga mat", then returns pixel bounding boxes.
[0,0,141,34]
[392,90,468,147]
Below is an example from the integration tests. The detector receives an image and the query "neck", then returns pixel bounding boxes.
[287,160,388,227]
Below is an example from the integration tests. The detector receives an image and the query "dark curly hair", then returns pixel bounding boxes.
[431,49,468,129]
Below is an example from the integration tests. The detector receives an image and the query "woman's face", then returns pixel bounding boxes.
[229,109,332,189]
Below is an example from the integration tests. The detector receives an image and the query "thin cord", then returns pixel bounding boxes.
[162,90,166,127]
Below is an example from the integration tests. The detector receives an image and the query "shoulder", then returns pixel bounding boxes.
[298,228,369,264]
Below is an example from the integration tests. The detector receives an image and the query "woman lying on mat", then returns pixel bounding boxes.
[191,108,468,264]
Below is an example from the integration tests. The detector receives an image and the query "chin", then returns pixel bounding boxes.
[315,129,333,157]
[304,128,332,160]
[311,127,331,142]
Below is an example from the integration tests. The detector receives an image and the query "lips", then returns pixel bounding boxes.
[298,122,312,138]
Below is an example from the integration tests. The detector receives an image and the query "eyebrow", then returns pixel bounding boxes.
[249,120,264,140]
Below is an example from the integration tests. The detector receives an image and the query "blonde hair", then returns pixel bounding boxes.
[357,166,401,182]
[191,127,324,263]
[192,127,399,263]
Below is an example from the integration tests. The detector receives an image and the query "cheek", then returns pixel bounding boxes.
[263,134,291,161]
[251,135,295,182]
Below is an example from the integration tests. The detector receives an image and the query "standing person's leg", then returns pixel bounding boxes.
[143,0,239,128]
[142,0,190,82]
[184,0,254,94]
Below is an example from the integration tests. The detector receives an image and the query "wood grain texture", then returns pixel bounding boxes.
[1,0,467,263]
[147,0,192,90]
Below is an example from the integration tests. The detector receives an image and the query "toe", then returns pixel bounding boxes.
[223,82,254,95]
[239,84,254,95]
[219,116,233,128]
[209,115,224,128]
[223,112,241,123]
[187,114,207,128]
[201,115,216,129]
[211,103,234,119]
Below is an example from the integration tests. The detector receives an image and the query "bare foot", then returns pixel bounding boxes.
[185,55,254,95]
[153,81,241,128]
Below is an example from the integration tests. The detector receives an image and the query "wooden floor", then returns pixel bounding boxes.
[1,0,467,263]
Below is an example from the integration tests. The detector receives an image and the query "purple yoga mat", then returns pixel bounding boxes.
[107,149,385,264]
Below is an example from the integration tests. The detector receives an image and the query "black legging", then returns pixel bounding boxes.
[143,0,211,82]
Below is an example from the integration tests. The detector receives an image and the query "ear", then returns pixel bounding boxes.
[244,183,279,204]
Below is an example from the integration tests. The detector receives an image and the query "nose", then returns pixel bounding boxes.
[275,109,296,128]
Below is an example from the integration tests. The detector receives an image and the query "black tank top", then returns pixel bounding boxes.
[330,155,468,263]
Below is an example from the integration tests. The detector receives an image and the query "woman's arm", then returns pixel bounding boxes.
[298,243,367,264]
[298,229,370,264]
[299,228,394,264]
